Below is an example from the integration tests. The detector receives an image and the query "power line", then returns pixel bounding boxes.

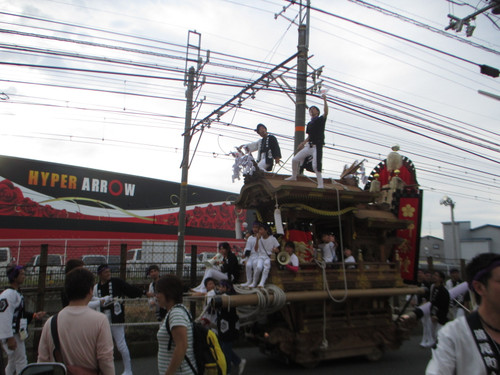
[348,0,500,55]
[284,0,499,75]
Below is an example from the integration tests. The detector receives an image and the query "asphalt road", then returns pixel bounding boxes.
[116,334,432,375]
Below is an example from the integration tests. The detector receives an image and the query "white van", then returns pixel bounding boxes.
[25,254,64,275]
[82,255,107,273]
[0,247,12,269]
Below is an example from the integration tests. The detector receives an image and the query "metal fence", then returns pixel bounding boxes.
[0,238,246,359]
[0,238,246,287]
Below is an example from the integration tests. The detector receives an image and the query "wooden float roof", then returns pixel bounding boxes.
[236,172,375,210]
[235,172,410,229]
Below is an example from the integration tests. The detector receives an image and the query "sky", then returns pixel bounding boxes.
[0,0,499,239]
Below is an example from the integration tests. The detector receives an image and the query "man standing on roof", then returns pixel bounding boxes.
[285,94,328,188]
[240,123,281,171]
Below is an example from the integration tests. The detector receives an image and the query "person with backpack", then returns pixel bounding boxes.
[157,275,227,375]
[216,280,246,375]
[156,275,196,375]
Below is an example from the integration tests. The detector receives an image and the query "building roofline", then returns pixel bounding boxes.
[471,224,500,231]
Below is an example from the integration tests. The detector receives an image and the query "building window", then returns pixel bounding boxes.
[433,244,440,249]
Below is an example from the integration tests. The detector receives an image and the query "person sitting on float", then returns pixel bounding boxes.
[274,241,299,273]
[317,233,337,263]
[241,221,260,288]
[344,248,356,269]
[191,242,240,293]
[248,222,280,288]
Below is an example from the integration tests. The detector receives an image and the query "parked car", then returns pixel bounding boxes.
[0,247,13,283]
[0,247,12,269]
[82,254,107,273]
[25,254,64,275]
[107,255,122,273]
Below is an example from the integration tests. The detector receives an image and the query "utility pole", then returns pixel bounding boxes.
[176,66,195,278]
[445,0,500,36]
[176,31,206,278]
[294,0,310,152]
[440,196,459,264]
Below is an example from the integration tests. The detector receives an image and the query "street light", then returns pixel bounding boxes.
[440,196,458,264]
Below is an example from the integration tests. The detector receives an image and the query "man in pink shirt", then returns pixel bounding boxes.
[38,267,115,375]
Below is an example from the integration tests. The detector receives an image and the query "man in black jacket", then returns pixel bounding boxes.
[241,123,281,172]
[429,270,450,346]
[93,264,143,375]
[285,94,328,188]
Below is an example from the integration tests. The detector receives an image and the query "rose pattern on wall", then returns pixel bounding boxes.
[0,179,246,232]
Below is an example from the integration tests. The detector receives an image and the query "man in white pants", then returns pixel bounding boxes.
[0,266,45,375]
[285,94,328,188]
[93,264,143,375]
[241,222,260,287]
[250,223,280,288]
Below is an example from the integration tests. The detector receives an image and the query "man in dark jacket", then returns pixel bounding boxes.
[429,270,450,346]
[241,123,281,172]
[285,94,328,188]
[217,280,246,375]
[93,264,143,375]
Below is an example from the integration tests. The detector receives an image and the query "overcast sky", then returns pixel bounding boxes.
[0,0,499,240]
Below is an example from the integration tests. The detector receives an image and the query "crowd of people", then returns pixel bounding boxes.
[0,221,352,375]
[0,247,250,375]
[413,268,466,349]
[1,245,497,375]
[403,253,500,375]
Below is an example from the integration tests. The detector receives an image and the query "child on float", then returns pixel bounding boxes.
[249,222,280,288]
[279,241,299,273]
[197,277,218,328]
[317,233,337,263]
[240,221,260,287]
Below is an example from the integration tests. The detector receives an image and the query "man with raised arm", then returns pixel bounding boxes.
[285,94,328,188]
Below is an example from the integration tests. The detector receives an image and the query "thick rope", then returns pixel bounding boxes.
[233,283,287,326]
[280,203,356,217]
